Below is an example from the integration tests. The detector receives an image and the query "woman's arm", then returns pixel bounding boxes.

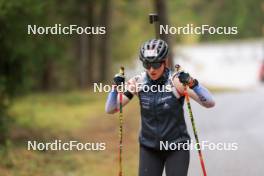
[105,89,132,114]
[105,75,138,114]
[173,74,215,108]
[186,84,215,108]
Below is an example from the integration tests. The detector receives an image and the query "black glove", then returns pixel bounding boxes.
[178,72,198,89]
[113,73,125,85]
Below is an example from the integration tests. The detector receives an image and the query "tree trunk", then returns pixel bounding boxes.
[87,1,95,86]
[77,2,95,88]
[41,58,54,91]
[98,0,112,82]
[154,0,174,69]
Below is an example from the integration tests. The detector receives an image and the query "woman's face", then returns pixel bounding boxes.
[146,62,166,80]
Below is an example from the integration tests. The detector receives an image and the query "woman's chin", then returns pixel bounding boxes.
[150,75,159,80]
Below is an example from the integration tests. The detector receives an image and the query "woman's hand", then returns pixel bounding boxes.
[113,73,125,85]
[178,72,198,89]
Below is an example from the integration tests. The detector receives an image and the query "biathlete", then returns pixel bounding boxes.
[105,39,215,176]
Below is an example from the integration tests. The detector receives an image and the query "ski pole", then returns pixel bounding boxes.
[118,66,125,176]
[175,64,207,176]
[184,87,207,176]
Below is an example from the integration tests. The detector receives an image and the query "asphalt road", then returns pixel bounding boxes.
[184,86,264,176]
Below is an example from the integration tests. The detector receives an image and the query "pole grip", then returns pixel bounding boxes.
[119,66,125,76]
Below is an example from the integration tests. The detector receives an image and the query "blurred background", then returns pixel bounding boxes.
[0,0,263,176]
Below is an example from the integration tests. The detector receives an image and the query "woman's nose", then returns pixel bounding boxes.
[149,67,155,72]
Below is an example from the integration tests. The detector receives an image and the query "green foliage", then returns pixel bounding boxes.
[0,0,71,145]
[0,0,262,173]
[0,0,263,146]
[1,0,263,92]
[168,0,263,42]
[1,90,139,176]
[9,91,106,133]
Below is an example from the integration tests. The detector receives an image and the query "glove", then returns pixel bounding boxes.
[113,73,125,86]
[178,72,198,89]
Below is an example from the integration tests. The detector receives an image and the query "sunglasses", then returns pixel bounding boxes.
[143,62,164,69]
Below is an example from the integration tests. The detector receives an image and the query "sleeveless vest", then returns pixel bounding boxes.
[138,69,190,149]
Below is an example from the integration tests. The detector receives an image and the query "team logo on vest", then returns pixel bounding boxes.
[163,103,170,109]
